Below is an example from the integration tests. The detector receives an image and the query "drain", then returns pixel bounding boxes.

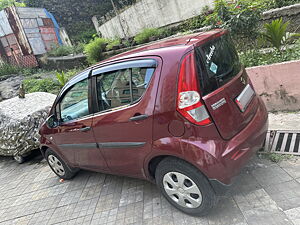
[263,130,300,155]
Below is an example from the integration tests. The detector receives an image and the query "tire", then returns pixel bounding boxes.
[45,149,78,180]
[14,155,25,164]
[155,157,218,216]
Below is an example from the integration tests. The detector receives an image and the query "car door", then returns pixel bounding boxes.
[52,76,108,171]
[90,58,161,177]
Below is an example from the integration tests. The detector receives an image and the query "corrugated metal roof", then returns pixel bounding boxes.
[21,18,38,28]
[16,7,47,19]
[0,11,13,36]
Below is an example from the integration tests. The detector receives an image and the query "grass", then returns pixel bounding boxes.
[259,152,293,163]
[239,40,300,67]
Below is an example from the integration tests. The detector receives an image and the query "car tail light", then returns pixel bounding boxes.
[177,52,211,126]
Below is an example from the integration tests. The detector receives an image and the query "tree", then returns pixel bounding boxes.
[0,0,26,11]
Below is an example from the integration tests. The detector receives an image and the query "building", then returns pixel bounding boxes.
[0,6,67,67]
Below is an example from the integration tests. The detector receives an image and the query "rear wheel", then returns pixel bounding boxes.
[155,157,217,216]
[45,149,77,179]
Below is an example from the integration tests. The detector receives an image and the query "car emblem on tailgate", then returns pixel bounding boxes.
[211,98,227,110]
[240,76,246,85]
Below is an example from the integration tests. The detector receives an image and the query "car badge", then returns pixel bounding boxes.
[240,76,246,85]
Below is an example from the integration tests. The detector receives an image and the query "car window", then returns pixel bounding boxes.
[60,79,89,122]
[95,67,155,112]
[195,34,241,96]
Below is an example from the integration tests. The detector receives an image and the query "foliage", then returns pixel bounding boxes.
[47,44,84,57]
[84,37,108,65]
[204,0,264,38]
[55,71,67,87]
[72,28,97,44]
[260,152,293,163]
[0,63,21,76]
[23,78,60,94]
[134,28,160,44]
[134,28,172,45]
[55,68,83,87]
[106,39,121,51]
[261,18,300,52]
[0,0,25,11]
[271,0,300,8]
[239,39,300,67]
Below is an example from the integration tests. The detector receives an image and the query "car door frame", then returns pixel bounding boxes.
[47,69,108,171]
[89,56,162,178]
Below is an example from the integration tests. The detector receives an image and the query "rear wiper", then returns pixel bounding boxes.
[215,65,234,79]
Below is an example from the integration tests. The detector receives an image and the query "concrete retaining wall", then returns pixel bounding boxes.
[246,60,300,112]
[97,0,214,39]
[262,3,300,32]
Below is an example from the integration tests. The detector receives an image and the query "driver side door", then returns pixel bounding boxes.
[51,77,108,171]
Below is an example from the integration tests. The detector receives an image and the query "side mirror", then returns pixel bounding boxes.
[46,114,59,128]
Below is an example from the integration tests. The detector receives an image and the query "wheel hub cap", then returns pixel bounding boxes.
[163,171,202,208]
[48,155,65,176]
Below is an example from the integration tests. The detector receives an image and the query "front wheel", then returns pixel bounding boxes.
[45,149,77,180]
[155,157,217,216]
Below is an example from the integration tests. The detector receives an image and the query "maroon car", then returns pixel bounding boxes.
[39,29,268,216]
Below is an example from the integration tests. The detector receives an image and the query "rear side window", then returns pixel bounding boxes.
[196,34,241,96]
[95,67,155,112]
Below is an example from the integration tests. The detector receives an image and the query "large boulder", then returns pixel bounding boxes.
[0,92,56,160]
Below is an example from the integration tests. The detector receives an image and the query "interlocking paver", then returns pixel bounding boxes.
[0,155,300,224]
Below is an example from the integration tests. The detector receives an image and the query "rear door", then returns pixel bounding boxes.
[91,58,161,177]
[195,34,259,140]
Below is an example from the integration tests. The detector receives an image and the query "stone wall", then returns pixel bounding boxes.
[97,0,214,39]
[262,3,300,31]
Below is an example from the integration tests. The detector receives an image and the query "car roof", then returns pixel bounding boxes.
[92,29,224,68]
[62,29,224,94]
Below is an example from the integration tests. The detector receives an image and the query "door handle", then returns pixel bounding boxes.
[79,126,91,132]
[129,114,148,122]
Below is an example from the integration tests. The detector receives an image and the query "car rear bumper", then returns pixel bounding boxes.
[207,97,268,191]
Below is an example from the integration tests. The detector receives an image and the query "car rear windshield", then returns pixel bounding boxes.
[195,34,241,96]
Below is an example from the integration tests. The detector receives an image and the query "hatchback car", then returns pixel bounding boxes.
[39,29,268,216]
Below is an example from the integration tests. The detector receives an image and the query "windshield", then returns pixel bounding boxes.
[196,34,241,96]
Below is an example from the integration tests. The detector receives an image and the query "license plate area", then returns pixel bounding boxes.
[235,84,255,112]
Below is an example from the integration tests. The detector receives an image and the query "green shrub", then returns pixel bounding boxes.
[84,37,108,65]
[134,28,161,44]
[56,71,67,87]
[23,78,60,94]
[261,18,300,52]
[0,63,22,76]
[239,39,300,67]
[204,0,264,38]
[273,0,300,8]
[106,39,121,51]
[55,68,82,87]
[48,44,84,57]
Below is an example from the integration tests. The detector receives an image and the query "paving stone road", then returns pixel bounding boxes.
[0,154,300,225]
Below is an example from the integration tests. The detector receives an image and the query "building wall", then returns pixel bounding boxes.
[246,60,300,112]
[98,0,214,39]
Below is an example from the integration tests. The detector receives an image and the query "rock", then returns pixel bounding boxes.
[0,92,56,158]
[0,75,24,102]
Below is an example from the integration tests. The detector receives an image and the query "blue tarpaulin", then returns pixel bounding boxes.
[44,9,63,46]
